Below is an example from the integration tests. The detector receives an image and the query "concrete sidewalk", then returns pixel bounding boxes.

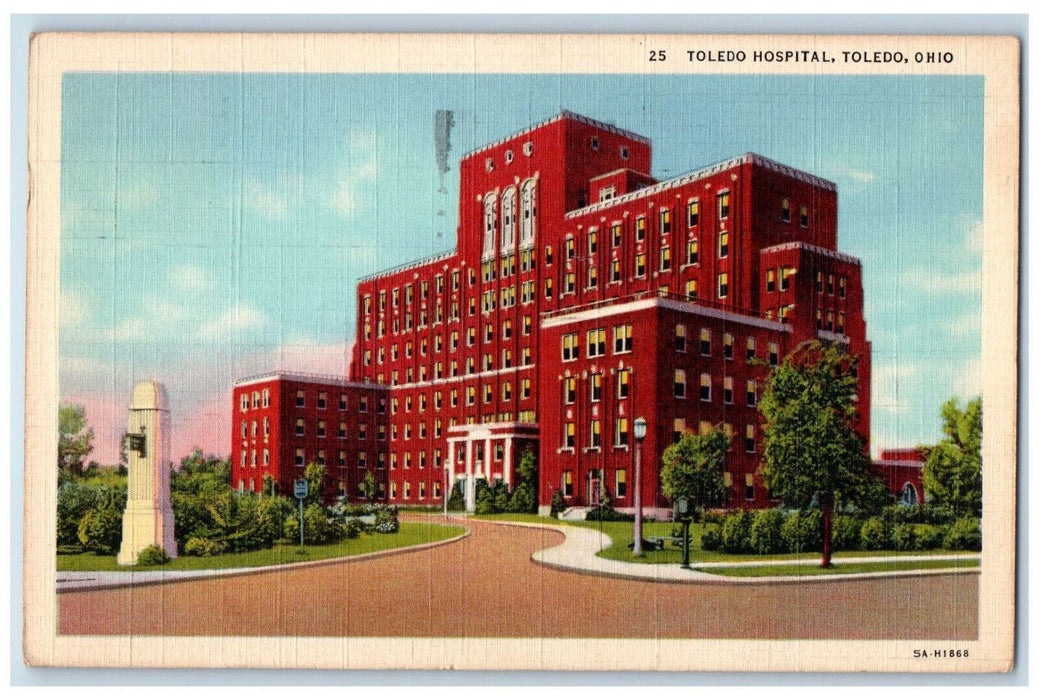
[479,518,980,585]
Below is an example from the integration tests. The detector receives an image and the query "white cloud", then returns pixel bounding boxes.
[331,130,379,218]
[872,362,916,415]
[965,217,983,254]
[946,310,981,337]
[950,357,981,398]
[199,303,268,338]
[59,290,90,326]
[169,263,211,293]
[243,179,287,219]
[902,268,982,294]
[840,167,876,183]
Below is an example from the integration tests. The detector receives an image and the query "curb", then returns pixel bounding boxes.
[57,525,470,593]
[471,516,982,586]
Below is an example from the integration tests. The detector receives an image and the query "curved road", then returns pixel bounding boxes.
[59,518,978,639]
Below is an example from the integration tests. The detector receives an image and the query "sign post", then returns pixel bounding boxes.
[293,479,308,547]
[675,495,693,569]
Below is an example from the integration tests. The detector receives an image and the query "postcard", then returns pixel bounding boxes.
[24,32,1019,672]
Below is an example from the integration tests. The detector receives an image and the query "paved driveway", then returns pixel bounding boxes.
[58,518,978,639]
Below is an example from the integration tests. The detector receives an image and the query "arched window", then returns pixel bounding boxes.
[501,186,516,253]
[482,192,498,260]
[519,179,537,248]
[900,482,919,506]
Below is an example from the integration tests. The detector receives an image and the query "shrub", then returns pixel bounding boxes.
[859,516,890,550]
[832,515,862,551]
[255,497,288,548]
[549,490,566,518]
[57,482,97,546]
[891,523,917,551]
[782,509,822,553]
[721,510,754,554]
[343,518,364,539]
[493,482,511,512]
[373,506,400,534]
[749,509,786,555]
[507,481,537,514]
[942,517,981,551]
[77,506,122,555]
[446,483,465,512]
[699,526,722,551]
[183,537,226,557]
[136,545,170,566]
[702,510,727,526]
[302,504,339,544]
[474,479,498,515]
[585,505,633,522]
[916,524,946,550]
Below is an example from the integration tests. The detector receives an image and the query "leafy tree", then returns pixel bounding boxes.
[303,462,326,506]
[659,427,730,520]
[758,341,878,567]
[549,490,566,518]
[921,397,982,517]
[508,448,539,514]
[262,474,276,497]
[58,404,94,474]
[446,482,465,511]
[78,505,121,554]
[363,470,379,502]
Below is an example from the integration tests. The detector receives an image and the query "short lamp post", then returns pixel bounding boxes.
[632,416,648,557]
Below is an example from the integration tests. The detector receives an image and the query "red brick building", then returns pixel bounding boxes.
[873,449,927,505]
[230,373,389,504]
[234,110,882,513]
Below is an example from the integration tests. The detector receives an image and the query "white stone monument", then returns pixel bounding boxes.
[117,380,177,565]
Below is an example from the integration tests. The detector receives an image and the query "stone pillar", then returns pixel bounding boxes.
[465,439,476,512]
[503,436,514,488]
[117,380,177,565]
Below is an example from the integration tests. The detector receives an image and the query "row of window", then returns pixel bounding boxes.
[557,467,760,501]
[240,388,384,414]
[672,371,759,405]
[561,418,761,456]
[481,181,537,259]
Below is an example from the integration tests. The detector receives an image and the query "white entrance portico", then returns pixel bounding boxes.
[445,421,538,512]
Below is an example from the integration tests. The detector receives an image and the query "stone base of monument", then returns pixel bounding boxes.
[116,502,178,565]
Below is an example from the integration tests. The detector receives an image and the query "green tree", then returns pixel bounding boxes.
[921,397,982,517]
[303,462,326,506]
[58,404,94,475]
[363,470,379,502]
[507,448,539,514]
[659,427,730,520]
[758,341,877,568]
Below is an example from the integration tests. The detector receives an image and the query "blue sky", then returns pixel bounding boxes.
[59,72,983,464]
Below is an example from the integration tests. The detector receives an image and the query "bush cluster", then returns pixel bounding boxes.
[136,545,170,566]
[699,506,982,555]
[584,504,634,522]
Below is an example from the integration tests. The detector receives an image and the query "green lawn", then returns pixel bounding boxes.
[702,558,980,577]
[57,522,466,572]
[470,513,975,564]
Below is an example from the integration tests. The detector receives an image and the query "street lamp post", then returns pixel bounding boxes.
[632,416,648,557]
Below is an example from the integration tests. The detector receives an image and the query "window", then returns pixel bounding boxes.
[262,389,270,407]
[617,369,631,399]
[687,199,699,228]
[564,377,577,404]
[781,197,791,222]
[723,333,733,360]
[590,374,602,402]
[562,471,574,497]
[768,342,779,367]
[564,272,576,294]
[295,418,305,437]
[240,394,248,412]
[483,384,493,404]
[826,311,835,332]
[562,333,579,361]
[687,237,699,265]
[590,136,600,151]
[718,190,730,219]
[659,208,671,235]
[779,267,791,292]
[295,448,305,467]
[521,378,532,400]
[296,390,305,407]
[359,396,368,412]
[587,328,606,357]
[611,222,622,247]
[590,419,602,448]
[747,380,758,407]
[565,236,576,261]
[800,204,809,228]
[723,376,734,404]
[613,324,633,353]
[240,420,247,439]
[615,469,627,498]
[745,473,755,500]
[746,337,756,361]
[564,422,575,449]
[673,417,686,444]
[674,369,687,398]
[588,230,598,255]
[767,269,776,292]
[839,276,847,298]
[587,266,598,288]
[685,279,697,300]
[338,421,347,438]
[717,272,729,298]
[816,270,824,293]
[544,278,553,299]
[700,373,712,402]
[615,417,630,447]
[635,216,646,241]
[836,312,845,334]
[675,324,687,352]
[718,231,729,258]
[827,274,835,296]
[263,417,269,436]
[659,246,671,271]
[610,259,622,283]
[635,253,646,277]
